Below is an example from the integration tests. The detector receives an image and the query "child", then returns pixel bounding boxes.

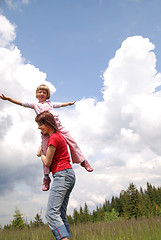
[0,84,93,191]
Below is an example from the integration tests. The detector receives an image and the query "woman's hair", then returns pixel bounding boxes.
[36,84,50,99]
[35,111,59,132]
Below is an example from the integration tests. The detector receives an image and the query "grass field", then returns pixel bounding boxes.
[1,217,161,240]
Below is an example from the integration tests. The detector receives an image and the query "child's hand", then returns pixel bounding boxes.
[69,100,76,106]
[61,100,76,107]
[0,94,8,100]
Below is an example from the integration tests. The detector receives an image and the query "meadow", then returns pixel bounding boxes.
[1,217,161,240]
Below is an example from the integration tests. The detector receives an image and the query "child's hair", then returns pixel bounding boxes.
[36,84,50,99]
[35,111,58,132]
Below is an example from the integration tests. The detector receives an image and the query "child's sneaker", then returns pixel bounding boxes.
[81,160,93,172]
[42,177,51,191]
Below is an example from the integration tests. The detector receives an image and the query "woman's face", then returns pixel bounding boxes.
[37,122,50,135]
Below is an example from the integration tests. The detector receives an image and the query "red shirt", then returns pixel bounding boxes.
[47,131,72,174]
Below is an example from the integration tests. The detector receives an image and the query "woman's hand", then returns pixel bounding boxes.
[37,144,43,157]
[40,148,44,156]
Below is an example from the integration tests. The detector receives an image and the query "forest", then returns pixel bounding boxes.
[2,182,161,229]
[67,182,161,224]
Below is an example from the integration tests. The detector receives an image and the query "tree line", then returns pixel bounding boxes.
[67,182,161,224]
[3,209,44,230]
[2,182,161,229]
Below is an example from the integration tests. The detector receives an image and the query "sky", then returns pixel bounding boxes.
[1,0,161,227]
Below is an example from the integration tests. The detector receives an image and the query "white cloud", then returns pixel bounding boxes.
[3,0,29,9]
[59,35,161,215]
[1,13,161,226]
[0,14,56,225]
[0,15,16,47]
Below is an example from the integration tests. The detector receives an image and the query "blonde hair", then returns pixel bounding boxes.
[36,84,50,99]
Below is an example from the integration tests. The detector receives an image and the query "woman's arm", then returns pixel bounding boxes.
[0,94,22,106]
[41,145,56,167]
[60,100,76,107]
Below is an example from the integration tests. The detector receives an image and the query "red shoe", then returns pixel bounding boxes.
[81,160,93,172]
[42,177,51,191]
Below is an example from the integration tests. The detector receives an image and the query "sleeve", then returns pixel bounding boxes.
[22,102,35,109]
[48,134,58,148]
[51,102,62,108]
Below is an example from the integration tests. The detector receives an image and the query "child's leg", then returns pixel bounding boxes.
[60,128,93,172]
[41,134,49,155]
[41,134,51,191]
[42,164,51,191]
[43,164,50,174]
[61,129,85,163]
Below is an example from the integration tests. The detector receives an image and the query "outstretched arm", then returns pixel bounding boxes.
[0,94,22,106]
[61,100,76,107]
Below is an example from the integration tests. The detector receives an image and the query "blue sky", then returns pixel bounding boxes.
[2,0,161,101]
[1,0,161,227]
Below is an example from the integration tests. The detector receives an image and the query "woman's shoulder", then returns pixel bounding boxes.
[52,131,66,142]
[55,131,65,139]
[50,131,62,139]
[49,131,66,147]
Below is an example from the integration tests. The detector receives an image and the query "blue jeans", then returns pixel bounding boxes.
[45,168,76,240]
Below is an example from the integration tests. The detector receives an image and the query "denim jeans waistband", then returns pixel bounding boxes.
[53,168,73,176]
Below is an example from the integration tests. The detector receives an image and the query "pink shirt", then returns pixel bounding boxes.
[22,100,62,128]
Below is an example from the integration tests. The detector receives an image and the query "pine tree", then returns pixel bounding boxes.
[103,199,111,212]
[31,213,44,227]
[73,208,80,224]
[79,206,84,223]
[95,206,105,221]
[67,214,74,224]
[11,208,26,229]
[138,187,153,217]
[83,202,90,223]
[92,209,98,222]
[122,183,140,218]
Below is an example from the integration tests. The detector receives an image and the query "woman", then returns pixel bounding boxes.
[35,111,76,240]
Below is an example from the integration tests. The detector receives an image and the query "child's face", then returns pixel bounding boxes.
[36,90,48,102]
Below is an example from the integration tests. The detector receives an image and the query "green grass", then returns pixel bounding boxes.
[1,217,161,240]
[0,225,53,240]
[70,217,161,240]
